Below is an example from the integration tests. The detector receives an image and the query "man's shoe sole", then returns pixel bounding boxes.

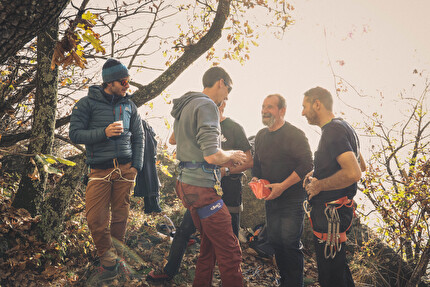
[146,271,172,282]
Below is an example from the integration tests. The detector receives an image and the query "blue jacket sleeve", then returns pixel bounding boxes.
[69,97,108,144]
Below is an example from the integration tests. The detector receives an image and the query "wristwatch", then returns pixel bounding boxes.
[224,167,230,176]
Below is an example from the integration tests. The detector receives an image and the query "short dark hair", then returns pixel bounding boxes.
[267,94,286,110]
[202,66,232,88]
[304,87,333,111]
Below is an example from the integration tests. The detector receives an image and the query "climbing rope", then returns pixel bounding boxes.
[88,159,135,184]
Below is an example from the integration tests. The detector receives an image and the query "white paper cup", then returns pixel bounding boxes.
[114,120,123,132]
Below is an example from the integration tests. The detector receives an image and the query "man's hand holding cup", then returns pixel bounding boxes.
[105,120,124,137]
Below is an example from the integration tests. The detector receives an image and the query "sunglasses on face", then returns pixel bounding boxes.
[223,79,232,93]
[116,79,130,87]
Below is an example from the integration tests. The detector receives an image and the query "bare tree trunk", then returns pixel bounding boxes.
[0,0,70,64]
[12,22,59,216]
[406,239,430,287]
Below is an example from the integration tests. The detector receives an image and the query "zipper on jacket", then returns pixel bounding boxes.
[113,105,119,159]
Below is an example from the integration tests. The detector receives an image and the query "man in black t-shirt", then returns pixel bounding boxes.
[219,101,253,236]
[301,87,366,287]
[251,94,313,287]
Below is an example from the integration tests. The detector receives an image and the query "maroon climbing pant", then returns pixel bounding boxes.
[176,181,243,287]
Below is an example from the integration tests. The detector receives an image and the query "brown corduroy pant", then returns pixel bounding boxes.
[85,161,136,267]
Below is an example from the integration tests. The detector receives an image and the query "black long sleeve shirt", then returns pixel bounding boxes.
[252,122,313,208]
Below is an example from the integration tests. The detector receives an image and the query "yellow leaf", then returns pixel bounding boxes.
[164,118,170,130]
[82,11,97,21]
[55,157,76,166]
[160,165,172,177]
[45,158,57,164]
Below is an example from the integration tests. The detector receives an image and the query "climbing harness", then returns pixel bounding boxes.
[88,159,135,184]
[178,161,223,196]
[197,199,224,219]
[303,196,355,259]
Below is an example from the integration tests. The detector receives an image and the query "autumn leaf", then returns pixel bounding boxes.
[27,158,40,181]
[164,118,171,130]
[159,165,172,177]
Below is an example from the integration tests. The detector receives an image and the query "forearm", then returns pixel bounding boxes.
[264,171,301,200]
[204,149,231,166]
[317,169,359,191]
[279,171,301,191]
[228,163,251,174]
[227,150,253,174]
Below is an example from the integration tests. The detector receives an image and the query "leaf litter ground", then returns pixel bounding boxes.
[0,193,320,286]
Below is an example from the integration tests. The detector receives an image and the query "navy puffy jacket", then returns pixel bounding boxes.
[69,85,144,171]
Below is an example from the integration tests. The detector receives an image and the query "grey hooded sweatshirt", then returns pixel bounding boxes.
[171,92,221,188]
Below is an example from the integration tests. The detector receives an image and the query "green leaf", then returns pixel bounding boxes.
[55,157,76,167]
[46,165,63,176]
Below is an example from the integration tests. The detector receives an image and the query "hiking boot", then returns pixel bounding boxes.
[118,258,140,280]
[146,269,173,282]
[86,263,118,286]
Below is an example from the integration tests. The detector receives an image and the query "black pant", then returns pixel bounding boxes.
[164,210,196,277]
[221,175,242,237]
[313,236,355,287]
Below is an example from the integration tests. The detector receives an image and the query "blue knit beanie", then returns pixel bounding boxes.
[102,59,129,83]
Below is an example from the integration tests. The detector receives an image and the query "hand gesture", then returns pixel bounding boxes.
[303,170,314,188]
[226,150,247,167]
[305,176,321,200]
[264,183,283,200]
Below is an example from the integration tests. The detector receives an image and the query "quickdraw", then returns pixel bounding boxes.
[303,199,312,218]
[303,196,354,259]
[212,169,223,196]
[323,204,341,259]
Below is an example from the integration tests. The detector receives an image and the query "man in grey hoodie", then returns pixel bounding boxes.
[170,66,246,286]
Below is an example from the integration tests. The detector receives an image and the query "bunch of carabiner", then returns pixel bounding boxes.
[324,204,341,259]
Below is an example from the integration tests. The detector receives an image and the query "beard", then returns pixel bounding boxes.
[262,113,275,127]
[305,108,319,125]
[114,90,126,97]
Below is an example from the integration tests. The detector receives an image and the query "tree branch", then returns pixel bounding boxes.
[131,0,231,107]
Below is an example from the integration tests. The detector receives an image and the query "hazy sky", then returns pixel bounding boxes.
[138,0,430,151]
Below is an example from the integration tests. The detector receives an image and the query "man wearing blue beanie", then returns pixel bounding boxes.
[69,58,144,284]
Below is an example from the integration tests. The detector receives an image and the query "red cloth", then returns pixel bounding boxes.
[248,179,271,199]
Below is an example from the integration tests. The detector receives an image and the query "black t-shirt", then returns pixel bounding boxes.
[219,117,251,207]
[313,118,360,203]
[252,122,313,206]
[220,117,251,153]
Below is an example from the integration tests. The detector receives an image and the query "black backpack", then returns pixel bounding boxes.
[248,223,275,258]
